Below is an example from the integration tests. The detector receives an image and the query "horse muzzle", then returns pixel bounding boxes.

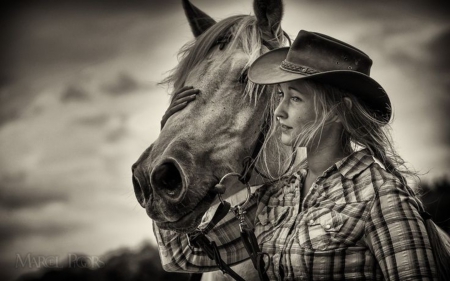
[131,140,220,230]
[132,159,190,219]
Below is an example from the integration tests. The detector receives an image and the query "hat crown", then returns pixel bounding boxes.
[285,30,373,75]
[247,29,391,123]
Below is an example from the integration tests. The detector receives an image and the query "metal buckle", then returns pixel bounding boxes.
[216,172,252,209]
[215,172,253,233]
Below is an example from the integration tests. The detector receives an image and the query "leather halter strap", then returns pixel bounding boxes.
[188,190,270,281]
[189,171,270,281]
[187,201,246,281]
[233,203,270,281]
[238,115,271,184]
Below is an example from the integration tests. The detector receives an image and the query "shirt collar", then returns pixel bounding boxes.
[334,149,376,179]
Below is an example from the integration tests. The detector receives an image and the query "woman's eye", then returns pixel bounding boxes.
[291,97,302,102]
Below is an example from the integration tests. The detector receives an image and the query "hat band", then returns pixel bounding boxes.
[280,60,319,75]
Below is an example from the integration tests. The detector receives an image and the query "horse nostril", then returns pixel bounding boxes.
[132,172,150,208]
[151,162,184,200]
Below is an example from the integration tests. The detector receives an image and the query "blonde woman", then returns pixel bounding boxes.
[155,30,449,280]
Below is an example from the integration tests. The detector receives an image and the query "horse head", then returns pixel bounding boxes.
[132,0,288,232]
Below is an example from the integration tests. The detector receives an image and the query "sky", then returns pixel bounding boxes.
[1,0,449,280]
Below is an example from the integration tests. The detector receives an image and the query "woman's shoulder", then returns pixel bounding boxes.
[342,156,401,202]
[353,159,414,201]
[360,164,424,218]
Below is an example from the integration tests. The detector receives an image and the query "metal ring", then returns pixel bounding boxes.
[216,172,252,208]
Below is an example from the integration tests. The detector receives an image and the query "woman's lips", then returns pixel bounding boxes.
[280,123,292,131]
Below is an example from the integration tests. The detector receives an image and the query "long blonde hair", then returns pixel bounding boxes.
[290,79,450,280]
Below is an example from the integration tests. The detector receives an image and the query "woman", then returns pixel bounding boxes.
[155,30,449,280]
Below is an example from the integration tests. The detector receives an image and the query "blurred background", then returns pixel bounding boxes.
[1,0,449,280]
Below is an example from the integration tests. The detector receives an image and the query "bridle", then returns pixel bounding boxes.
[186,31,292,281]
[187,119,296,281]
[187,114,272,281]
[187,172,271,281]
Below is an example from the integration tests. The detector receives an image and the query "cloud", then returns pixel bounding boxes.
[428,28,450,73]
[0,83,36,126]
[423,28,450,144]
[0,0,183,127]
[3,0,182,81]
[102,72,144,96]
[70,112,130,142]
[1,2,450,280]
[0,187,67,211]
[0,172,67,210]
[74,114,110,127]
[105,124,129,143]
[60,85,91,103]
[338,10,450,150]
[0,219,80,242]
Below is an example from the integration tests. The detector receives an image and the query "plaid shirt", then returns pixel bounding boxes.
[154,149,437,280]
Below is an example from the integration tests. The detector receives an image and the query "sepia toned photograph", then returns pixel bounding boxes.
[1,0,449,280]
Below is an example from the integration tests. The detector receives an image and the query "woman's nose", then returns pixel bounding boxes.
[274,99,287,120]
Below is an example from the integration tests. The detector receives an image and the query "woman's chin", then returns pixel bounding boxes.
[280,135,293,147]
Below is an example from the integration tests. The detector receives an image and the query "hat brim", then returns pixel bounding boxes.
[248,48,392,123]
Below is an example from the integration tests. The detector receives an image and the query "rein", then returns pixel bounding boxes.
[188,115,272,281]
[188,173,270,281]
[187,112,272,281]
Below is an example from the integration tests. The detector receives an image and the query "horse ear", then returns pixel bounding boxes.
[253,0,284,47]
[182,0,216,38]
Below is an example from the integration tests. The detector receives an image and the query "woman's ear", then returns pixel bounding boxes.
[333,97,352,123]
[343,97,353,110]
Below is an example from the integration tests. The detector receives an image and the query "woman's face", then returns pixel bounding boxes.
[274,80,318,147]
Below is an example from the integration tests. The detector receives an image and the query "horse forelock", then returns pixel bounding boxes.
[160,13,292,181]
[161,14,285,103]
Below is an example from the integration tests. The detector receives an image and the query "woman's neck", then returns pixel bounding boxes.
[305,130,349,179]
[307,145,347,177]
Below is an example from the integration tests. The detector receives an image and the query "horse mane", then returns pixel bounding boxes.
[161,15,278,101]
[161,14,293,180]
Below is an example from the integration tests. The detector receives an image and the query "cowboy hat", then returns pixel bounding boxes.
[248,30,391,123]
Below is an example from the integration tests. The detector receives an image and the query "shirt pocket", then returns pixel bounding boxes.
[299,207,347,250]
[255,205,289,243]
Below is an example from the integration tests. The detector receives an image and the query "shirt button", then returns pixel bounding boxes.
[325,224,331,229]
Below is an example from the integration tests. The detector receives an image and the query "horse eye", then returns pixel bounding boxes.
[238,71,248,84]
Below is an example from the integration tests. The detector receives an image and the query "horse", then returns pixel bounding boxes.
[132,0,290,232]
[132,0,291,278]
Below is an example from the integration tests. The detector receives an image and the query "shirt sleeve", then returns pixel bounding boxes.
[364,180,437,280]
[153,192,259,273]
